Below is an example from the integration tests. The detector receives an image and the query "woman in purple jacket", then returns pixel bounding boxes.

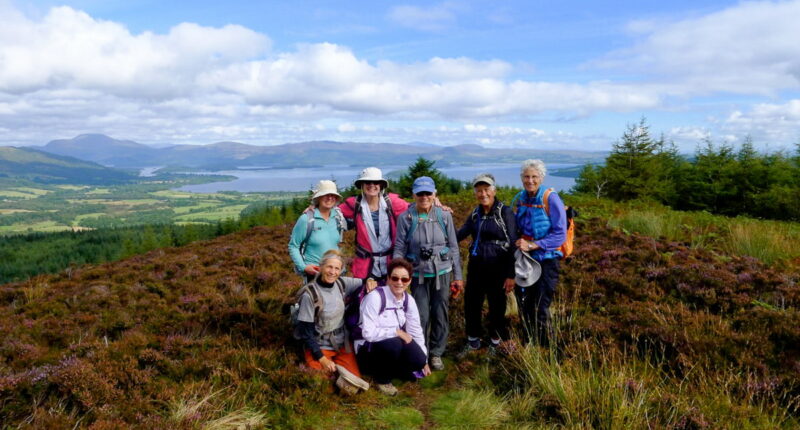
[356,258,430,396]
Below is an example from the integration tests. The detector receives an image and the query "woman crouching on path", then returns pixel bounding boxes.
[339,167,409,283]
[357,258,430,396]
[294,250,377,394]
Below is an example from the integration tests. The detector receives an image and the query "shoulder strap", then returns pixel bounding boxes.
[434,206,447,236]
[333,207,346,236]
[543,188,554,216]
[299,209,316,254]
[377,287,388,315]
[406,205,419,244]
[494,202,510,244]
[402,291,409,311]
[297,282,323,321]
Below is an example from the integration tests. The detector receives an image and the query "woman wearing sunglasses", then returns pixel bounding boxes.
[356,258,430,396]
[339,167,409,283]
[393,176,464,371]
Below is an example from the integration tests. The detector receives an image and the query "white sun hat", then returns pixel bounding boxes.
[354,167,389,188]
[312,180,342,201]
[514,249,542,287]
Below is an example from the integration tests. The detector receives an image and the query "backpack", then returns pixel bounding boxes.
[404,205,450,263]
[289,278,345,340]
[298,207,347,256]
[513,188,577,259]
[346,287,409,343]
[346,194,395,259]
[469,201,511,253]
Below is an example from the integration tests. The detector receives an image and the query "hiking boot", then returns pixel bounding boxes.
[376,383,398,396]
[457,339,481,359]
[430,356,444,371]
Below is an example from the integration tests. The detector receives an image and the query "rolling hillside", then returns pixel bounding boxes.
[35,134,608,169]
[0,146,134,184]
[0,197,797,427]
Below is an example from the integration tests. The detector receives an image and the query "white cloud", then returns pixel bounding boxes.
[721,99,800,145]
[0,5,269,97]
[597,0,800,96]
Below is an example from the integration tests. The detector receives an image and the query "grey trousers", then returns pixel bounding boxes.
[410,272,451,357]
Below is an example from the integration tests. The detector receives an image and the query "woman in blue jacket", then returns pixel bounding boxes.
[512,160,567,347]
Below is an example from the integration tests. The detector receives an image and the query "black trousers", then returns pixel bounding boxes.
[357,337,427,384]
[514,258,559,346]
[464,259,509,341]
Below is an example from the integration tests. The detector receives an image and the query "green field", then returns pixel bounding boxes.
[0,178,304,235]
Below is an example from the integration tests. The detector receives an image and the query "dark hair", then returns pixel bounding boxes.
[387,258,413,277]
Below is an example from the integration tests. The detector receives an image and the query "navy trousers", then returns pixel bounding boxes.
[465,259,509,341]
[514,258,559,346]
[357,337,427,384]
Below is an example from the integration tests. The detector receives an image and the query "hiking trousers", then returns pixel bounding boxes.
[514,258,559,347]
[303,347,361,377]
[356,337,427,384]
[410,272,451,358]
[465,259,509,341]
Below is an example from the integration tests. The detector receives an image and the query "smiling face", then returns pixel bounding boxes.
[317,194,339,211]
[361,181,382,198]
[521,168,543,195]
[474,183,496,210]
[387,266,411,299]
[320,257,343,284]
[414,191,434,212]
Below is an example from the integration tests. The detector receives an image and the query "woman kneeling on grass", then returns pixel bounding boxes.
[357,258,431,396]
[294,249,376,395]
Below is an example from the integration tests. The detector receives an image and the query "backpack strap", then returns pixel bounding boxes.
[494,201,510,246]
[377,287,388,315]
[296,282,323,321]
[542,188,554,216]
[298,209,316,255]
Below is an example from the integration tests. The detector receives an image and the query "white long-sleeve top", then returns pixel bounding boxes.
[356,286,427,356]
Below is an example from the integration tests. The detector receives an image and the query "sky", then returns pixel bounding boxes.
[1,0,799,152]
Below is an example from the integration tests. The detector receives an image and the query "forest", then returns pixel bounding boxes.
[574,119,800,221]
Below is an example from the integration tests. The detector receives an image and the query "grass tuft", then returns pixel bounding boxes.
[430,390,509,429]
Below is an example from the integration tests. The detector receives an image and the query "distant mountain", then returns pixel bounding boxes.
[39,134,608,169]
[43,134,158,168]
[0,146,134,184]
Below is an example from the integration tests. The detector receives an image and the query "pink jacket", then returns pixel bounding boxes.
[339,193,409,278]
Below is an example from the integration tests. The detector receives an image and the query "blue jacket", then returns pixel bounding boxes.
[513,187,567,261]
[288,209,342,273]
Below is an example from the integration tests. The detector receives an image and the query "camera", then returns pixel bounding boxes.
[419,247,434,261]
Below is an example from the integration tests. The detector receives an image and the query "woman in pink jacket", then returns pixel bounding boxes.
[339,167,409,283]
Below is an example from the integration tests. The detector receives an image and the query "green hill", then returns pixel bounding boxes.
[0,194,797,428]
[0,146,134,184]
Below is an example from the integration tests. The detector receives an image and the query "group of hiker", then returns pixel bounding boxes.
[287,159,568,396]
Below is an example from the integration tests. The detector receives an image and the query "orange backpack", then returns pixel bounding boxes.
[542,188,577,259]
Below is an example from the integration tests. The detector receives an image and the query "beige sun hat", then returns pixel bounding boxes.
[312,180,342,202]
[354,167,389,188]
[514,249,542,287]
[335,364,369,396]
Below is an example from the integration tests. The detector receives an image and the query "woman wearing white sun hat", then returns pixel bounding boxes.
[289,180,348,283]
[339,167,409,283]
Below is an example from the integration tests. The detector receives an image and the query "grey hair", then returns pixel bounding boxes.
[319,249,344,267]
[520,159,547,177]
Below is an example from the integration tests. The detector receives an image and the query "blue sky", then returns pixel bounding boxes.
[2,0,799,152]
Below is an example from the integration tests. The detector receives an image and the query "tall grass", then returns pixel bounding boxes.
[580,196,800,265]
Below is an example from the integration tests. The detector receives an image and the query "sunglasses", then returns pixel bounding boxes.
[415,191,433,197]
[390,275,411,284]
[363,181,383,186]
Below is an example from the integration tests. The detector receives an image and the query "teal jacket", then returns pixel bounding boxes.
[288,209,342,273]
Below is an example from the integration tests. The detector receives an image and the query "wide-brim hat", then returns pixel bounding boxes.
[336,364,369,394]
[312,180,342,202]
[514,249,542,287]
[354,167,388,188]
